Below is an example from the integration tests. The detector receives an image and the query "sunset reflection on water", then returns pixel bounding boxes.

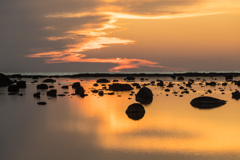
[47,77,240,154]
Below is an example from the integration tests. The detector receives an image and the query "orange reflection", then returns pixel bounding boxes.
[54,79,240,154]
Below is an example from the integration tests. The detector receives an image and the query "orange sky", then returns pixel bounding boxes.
[1,0,240,72]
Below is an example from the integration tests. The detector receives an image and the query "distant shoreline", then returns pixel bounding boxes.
[4,72,240,78]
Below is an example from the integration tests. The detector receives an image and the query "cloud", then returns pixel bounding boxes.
[11,0,240,72]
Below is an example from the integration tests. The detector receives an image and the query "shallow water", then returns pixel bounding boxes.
[1,76,240,160]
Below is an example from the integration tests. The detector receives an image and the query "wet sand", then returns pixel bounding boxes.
[1,74,240,160]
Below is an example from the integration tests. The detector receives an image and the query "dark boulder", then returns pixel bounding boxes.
[96,78,110,83]
[112,79,118,82]
[33,92,41,98]
[37,102,47,105]
[0,73,12,87]
[98,91,104,96]
[225,74,233,81]
[177,77,184,81]
[72,82,81,89]
[37,84,48,89]
[91,90,99,93]
[17,81,26,88]
[93,83,99,87]
[75,86,85,97]
[61,85,69,89]
[49,85,54,88]
[190,96,226,109]
[109,83,133,91]
[43,79,56,83]
[132,83,141,89]
[125,103,145,120]
[135,87,153,105]
[157,80,164,87]
[8,85,19,92]
[206,82,217,86]
[47,89,57,97]
[232,90,240,100]
[124,76,135,81]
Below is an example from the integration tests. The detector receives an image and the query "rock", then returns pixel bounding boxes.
[91,90,99,93]
[93,83,98,87]
[72,82,81,89]
[206,82,216,86]
[181,90,189,94]
[47,89,57,97]
[8,85,19,92]
[109,83,133,91]
[8,93,18,95]
[32,76,39,79]
[0,73,12,87]
[157,80,164,87]
[61,85,68,89]
[98,91,104,96]
[58,94,66,97]
[177,77,184,81]
[222,82,227,86]
[33,92,41,98]
[167,82,174,87]
[43,79,56,83]
[135,87,153,105]
[37,84,48,89]
[232,90,240,100]
[37,102,47,105]
[108,92,114,95]
[49,85,54,88]
[125,103,145,120]
[165,89,170,92]
[132,83,141,88]
[190,96,226,109]
[225,74,233,81]
[10,74,22,78]
[112,79,118,82]
[75,86,85,97]
[17,81,26,88]
[124,76,135,81]
[96,78,110,83]
[140,78,144,81]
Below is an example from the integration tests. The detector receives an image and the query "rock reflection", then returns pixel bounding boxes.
[125,103,145,121]
[190,96,227,109]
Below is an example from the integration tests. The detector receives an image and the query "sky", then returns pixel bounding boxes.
[1,0,240,72]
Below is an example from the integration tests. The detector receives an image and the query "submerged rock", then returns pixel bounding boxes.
[43,79,56,83]
[190,96,226,109]
[8,85,19,92]
[17,81,26,88]
[225,74,233,81]
[47,89,57,97]
[75,86,85,97]
[232,90,240,100]
[98,91,104,96]
[125,103,145,120]
[72,82,81,89]
[33,92,41,98]
[61,85,69,89]
[157,80,164,87]
[37,102,47,105]
[108,83,133,91]
[0,73,12,87]
[124,76,135,81]
[37,84,48,89]
[96,78,110,83]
